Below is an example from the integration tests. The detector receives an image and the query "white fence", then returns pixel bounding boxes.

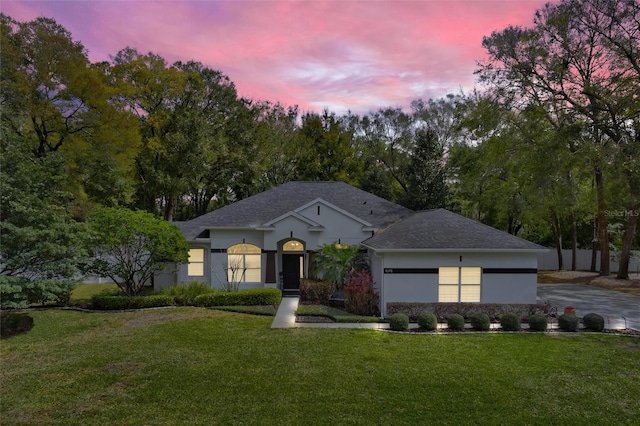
[538,249,640,274]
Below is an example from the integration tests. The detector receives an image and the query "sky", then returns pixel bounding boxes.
[2,0,550,115]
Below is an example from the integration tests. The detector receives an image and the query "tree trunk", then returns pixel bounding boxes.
[595,167,610,276]
[617,181,640,279]
[590,217,598,272]
[551,212,563,270]
[164,194,175,222]
[571,216,577,271]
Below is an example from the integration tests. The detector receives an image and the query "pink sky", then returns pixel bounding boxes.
[2,0,549,114]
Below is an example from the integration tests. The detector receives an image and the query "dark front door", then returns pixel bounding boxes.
[282,254,302,290]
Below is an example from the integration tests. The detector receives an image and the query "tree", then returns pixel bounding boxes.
[403,128,447,210]
[479,0,640,276]
[311,244,369,287]
[85,208,189,296]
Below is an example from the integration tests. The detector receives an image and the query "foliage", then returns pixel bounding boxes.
[0,312,34,338]
[417,311,438,331]
[311,243,369,287]
[157,281,215,306]
[447,314,465,331]
[295,305,381,323]
[500,313,521,331]
[91,294,174,310]
[84,207,189,296]
[388,313,409,331]
[195,288,281,307]
[582,313,605,332]
[386,302,545,321]
[403,128,447,209]
[299,279,336,305]
[470,312,491,331]
[25,279,77,307]
[558,314,580,332]
[528,314,548,332]
[343,269,380,316]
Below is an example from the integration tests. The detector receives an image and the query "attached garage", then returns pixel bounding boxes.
[362,209,545,316]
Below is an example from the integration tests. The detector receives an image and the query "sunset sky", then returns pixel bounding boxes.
[2,0,550,114]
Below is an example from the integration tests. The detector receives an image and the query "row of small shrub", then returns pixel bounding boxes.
[388,310,606,332]
[194,288,281,307]
[93,286,282,310]
[386,302,546,321]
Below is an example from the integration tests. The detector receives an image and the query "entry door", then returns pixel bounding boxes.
[282,254,303,290]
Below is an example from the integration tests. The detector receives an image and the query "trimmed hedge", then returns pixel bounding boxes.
[470,313,491,331]
[500,313,521,331]
[389,313,409,331]
[582,313,605,332]
[300,279,335,305]
[386,302,545,321]
[528,314,548,332]
[447,314,465,331]
[195,288,281,307]
[558,313,579,332]
[92,294,174,310]
[417,311,438,331]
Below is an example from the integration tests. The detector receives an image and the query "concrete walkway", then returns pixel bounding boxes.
[538,283,640,330]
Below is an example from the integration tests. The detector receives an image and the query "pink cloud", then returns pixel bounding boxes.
[1,0,550,114]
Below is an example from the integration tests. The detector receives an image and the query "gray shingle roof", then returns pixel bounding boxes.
[175,181,413,240]
[362,209,545,251]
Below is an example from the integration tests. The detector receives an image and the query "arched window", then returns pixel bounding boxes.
[283,240,305,252]
[227,244,261,282]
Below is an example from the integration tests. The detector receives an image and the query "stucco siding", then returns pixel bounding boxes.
[481,273,537,303]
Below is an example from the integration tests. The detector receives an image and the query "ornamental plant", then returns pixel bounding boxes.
[500,313,521,331]
[389,313,409,331]
[343,268,380,316]
[417,311,438,331]
[447,314,465,331]
[582,313,605,332]
[470,312,491,331]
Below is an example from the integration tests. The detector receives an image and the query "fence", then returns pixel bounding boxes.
[538,249,640,274]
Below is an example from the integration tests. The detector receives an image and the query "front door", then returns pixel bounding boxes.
[282,253,303,290]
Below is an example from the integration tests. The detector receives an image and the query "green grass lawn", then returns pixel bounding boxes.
[296,304,382,322]
[2,309,639,425]
[70,283,119,304]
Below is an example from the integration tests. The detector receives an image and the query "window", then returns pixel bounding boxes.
[438,267,481,302]
[227,244,261,282]
[283,240,304,252]
[188,248,205,276]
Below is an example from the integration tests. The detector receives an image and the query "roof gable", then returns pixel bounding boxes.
[362,209,545,251]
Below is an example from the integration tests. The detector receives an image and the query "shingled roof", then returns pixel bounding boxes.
[175,181,413,240]
[362,209,545,251]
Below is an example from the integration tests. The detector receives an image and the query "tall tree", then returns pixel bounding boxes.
[403,128,447,210]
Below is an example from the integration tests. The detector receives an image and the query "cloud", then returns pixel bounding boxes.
[1,0,549,114]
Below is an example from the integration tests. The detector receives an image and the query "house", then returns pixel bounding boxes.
[159,181,545,315]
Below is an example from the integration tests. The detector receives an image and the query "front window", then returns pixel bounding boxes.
[439,267,481,302]
[188,248,205,276]
[227,244,261,282]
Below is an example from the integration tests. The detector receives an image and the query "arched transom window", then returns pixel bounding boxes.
[227,244,261,282]
[283,240,305,252]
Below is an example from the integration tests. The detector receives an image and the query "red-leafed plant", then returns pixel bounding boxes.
[343,268,380,316]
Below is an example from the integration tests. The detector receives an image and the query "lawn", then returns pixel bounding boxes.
[2,309,639,425]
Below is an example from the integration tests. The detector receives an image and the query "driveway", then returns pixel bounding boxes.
[537,283,640,331]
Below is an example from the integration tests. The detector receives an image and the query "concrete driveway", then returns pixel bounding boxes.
[537,283,640,330]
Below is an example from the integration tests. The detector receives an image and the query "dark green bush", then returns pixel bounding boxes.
[558,313,579,332]
[447,314,465,331]
[158,281,215,306]
[1,312,34,338]
[417,311,438,331]
[500,313,521,331]
[582,313,605,332]
[194,288,281,307]
[92,294,174,310]
[389,313,409,331]
[470,312,491,331]
[528,314,548,332]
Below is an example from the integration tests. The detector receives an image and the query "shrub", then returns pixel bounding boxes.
[528,314,548,332]
[500,313,521,331]
[92,294,174,310]
[447,314,465,331]
[386,302,545,321]
[158,281,215,306]
[558,313,579,332]
[417,311,438,331]
[582,313,605,332]
[343,269,380,316]
[0,312,34,338]
[299,279,335,305]
[389,313,409,331]
[195,288,281,307]
[470,313,491,331]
